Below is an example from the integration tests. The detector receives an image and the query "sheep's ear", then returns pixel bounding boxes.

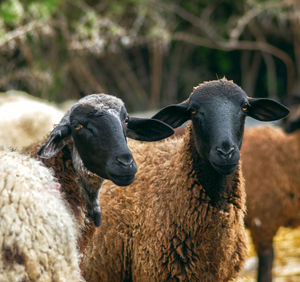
[247,98,290,121]
[126,117,174,141]
[151,104,190,128]
[38,125,71,158]
[284,116,300,133]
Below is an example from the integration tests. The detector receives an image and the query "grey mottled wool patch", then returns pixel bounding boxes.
[76,94,124,113]
[73,94,124,119]
[60,93,125,125]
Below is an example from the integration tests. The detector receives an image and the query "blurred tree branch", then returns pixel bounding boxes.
[173,32,295,92]
[0,20,46,47]
[168,1,296,95]
[0,0,299,109]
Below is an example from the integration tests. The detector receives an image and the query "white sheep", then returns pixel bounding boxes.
[0,91,63,149]
[0,149,83,281]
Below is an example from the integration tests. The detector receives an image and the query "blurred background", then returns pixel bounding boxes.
[1,0,300,281]
[0,0,300,111]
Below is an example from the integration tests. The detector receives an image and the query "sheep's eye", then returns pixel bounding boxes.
[125,116,129,125]
[191,109,197,115]
[241,102,249,112]
[75,124,83,131]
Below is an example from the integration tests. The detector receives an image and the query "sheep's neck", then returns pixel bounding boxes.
[183,126,242,208]
[39,146,99,253]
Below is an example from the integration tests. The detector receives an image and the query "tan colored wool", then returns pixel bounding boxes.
[81,124,247,282]
[242,126,300,259]
[0,91,63,149]
[0,150,83,281]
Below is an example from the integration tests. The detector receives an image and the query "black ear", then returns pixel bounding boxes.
[38,125,71,158]
[151,103,190,128]
[247,98,290,121]
[126,117,174,141]
[284,116,300,133]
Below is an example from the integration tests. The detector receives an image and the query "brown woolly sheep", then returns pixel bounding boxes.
[241,119,300,282]
[0,150,83,281]
[25,93,174,254]
[81,79,289,281]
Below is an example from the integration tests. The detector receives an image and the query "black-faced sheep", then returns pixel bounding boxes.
[81,79,289,281]
[0,149,83,281]
[241,117,300,282]
[26,93,174,254]
[0,91,63,149]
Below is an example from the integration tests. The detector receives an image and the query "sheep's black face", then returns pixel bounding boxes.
[152,79,289,176]
[189,84,246,175]
[70,104,137,186]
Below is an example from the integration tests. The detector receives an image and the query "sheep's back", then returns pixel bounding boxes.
[0,92,63,149]
[0,150,83,281]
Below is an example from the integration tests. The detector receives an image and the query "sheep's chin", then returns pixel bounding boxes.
[108,174,136,186]
[211,162,238,175]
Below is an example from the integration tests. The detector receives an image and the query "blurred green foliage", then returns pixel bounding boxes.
[0,0,298,110]
[1,0,23,25]
[0,0,62,25]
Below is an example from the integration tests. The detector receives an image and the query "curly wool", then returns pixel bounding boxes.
[0,150,83,282]
[26,141,101,255]
[242,125,300,252]
[0,92,63,149]
[82,124,247,282]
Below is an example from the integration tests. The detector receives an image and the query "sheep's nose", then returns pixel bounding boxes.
[216,146,235,160]
[116,154,134,167]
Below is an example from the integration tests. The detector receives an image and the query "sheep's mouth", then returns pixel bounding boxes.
[211,162,238,175]
[108,173,135,186]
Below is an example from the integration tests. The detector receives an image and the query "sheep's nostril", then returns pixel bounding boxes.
[116,155,134,167]
[216,146,235,159]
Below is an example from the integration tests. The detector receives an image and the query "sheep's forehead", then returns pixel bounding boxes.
[75,94,124,116]
[189,79,246,102]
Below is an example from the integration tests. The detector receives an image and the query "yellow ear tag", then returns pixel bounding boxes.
[75,124,83,130]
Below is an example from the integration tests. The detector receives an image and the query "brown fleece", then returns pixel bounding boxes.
[242,125,300,252]
[81,123,247,282]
